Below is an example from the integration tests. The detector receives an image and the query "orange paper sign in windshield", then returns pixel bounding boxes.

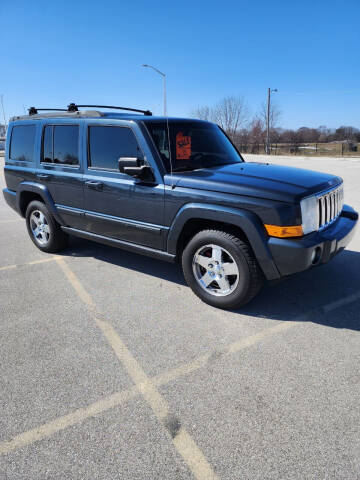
[176,131,191,159]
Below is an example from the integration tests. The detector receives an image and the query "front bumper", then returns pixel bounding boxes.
[268,204,358,277]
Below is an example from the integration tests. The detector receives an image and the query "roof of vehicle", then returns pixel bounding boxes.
[10,111,209,124]
[10,104,210,124]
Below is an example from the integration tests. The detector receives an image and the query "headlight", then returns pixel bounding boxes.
[300,195,319,235]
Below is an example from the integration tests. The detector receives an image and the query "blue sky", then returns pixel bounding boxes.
[1,0,359,129]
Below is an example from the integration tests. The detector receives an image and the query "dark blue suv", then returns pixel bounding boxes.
[2,104,358,309]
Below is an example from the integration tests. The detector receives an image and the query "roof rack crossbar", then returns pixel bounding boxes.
[67,103,152,116]
[28,107,68,115]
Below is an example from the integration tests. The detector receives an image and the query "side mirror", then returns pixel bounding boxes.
[118,157,155,183]
[118,157,141,172]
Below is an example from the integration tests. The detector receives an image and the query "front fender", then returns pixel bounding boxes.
[167,203,280,280]
[17,182,64,225]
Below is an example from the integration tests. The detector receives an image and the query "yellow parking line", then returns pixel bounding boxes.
[153,353,211,387]
[0,219,22,224]
[152,321,299,388]
[0,256,60,272]
[322,292,360,313]
[55,257,95,308]
[0,320,289,457]
[1,256,358,462]
[96,318,169,420]
[227,320,296,355]
[0,264,17,272]
[0,321,295,457]
[0,388,138,456]
[56,257,219,480]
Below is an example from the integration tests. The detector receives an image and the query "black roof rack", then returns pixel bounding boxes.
[28,107,68,115]
[67,103,152,116]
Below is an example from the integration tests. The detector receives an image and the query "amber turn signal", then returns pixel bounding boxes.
[264,224,303,238]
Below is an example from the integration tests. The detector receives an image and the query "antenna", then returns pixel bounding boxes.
[165,116,174,189]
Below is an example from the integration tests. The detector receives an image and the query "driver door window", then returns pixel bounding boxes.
[88,126,143,170]
[83,125,164,249]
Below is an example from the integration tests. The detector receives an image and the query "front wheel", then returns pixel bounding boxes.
[182,230,263,309]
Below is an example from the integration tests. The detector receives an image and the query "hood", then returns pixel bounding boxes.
[165,162,342,203]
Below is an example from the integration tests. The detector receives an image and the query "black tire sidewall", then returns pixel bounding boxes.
[25,201,57,252]
[182,231,254,309]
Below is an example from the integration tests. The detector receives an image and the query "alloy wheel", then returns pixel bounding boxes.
[192,244,239,296]
[29,210,50,245]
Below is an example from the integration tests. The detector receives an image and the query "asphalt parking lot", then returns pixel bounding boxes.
[0,153,359,479]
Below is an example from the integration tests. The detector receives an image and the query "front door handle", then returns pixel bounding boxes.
[85,180,103,190]
[36,173,50,180]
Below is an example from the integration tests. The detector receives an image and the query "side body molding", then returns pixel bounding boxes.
[17,182,65,225]
[167,203,280,280]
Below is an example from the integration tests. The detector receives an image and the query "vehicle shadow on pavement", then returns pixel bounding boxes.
[61,238,360,332]
[63,236,187,285]
[240,249,360,332]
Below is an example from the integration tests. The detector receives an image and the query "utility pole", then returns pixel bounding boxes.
[0,95,7,132]
[141,64,167,116]
[266,88,270,155]
[266,88,277,155]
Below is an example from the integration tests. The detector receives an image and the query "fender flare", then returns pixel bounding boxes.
[167,203,280,280]
[17,182,64,225]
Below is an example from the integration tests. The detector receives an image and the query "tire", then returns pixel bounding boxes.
[182,229,263,309]
[25,200,68,253]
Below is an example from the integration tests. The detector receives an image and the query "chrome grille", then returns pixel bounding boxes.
[317,184,343,230]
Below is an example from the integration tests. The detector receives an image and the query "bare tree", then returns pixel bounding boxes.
[259,101,281,131]
[248,117,265,152]
[334,126,359,141]
[212,96,249,138]
[191,105,212,122]
[191,98,360,149]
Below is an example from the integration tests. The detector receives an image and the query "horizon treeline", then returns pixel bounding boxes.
[191,96,360,145]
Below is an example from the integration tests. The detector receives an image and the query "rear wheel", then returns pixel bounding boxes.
[182,229,263,309]
[25,200,68,253]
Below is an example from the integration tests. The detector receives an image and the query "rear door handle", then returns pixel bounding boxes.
[36,173,50,180]
[85,180,103,190]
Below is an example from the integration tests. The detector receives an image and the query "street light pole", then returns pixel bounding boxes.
[141,64,167,116]
[0,95,7,131]
[266,87,277,155]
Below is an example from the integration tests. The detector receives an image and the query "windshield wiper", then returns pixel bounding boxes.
[206,162,241,168]
[172,166,202,173]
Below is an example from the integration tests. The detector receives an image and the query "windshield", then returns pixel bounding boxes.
[146,121,243,173]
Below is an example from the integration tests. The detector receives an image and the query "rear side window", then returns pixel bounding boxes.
[88,126,142,170]
[41,125,79,165]
[10,125,36,162]
[43,126,52,163]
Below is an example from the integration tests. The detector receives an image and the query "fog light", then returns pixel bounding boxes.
[311,247,322,265]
